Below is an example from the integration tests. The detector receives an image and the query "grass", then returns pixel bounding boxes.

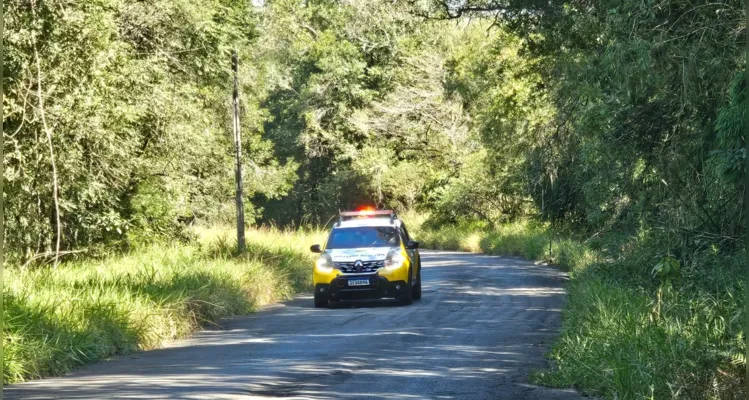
[5,219,744,397]
[403,213,745,399]
[403,213,596,273]
[2,226,325,385]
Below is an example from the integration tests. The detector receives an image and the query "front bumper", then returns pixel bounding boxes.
[315,275,408,301]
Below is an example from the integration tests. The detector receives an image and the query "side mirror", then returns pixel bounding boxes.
[310,244,322,253]
[406,240,419,249]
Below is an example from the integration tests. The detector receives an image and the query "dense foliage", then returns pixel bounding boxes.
[8,0,742,257]
[3,0,745,397]
[4,0,296,263]
[255,0,477,223]
[417,1,745,397]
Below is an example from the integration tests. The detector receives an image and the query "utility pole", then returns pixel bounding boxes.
[232,49,246,253]
[548,171,554,262]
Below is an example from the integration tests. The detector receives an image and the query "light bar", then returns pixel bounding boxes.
[336,209,397,226]
[339,210,393,217]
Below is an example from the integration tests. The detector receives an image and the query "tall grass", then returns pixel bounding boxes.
[3,227,325,384]
[403,213,597,274]
[404,213,745,399]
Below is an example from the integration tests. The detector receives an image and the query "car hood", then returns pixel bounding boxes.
[327,247,393,262]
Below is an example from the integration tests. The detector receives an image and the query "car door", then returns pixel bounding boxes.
[399,223,418,282]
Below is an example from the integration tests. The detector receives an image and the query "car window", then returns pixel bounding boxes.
[400,223,411,241]
[326,227,400,249]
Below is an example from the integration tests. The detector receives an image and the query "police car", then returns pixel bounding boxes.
[309,209,422,308]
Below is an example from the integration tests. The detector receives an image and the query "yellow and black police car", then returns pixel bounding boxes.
[309,209,422,308]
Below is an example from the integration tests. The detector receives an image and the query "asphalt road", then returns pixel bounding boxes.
[5,251,583,400]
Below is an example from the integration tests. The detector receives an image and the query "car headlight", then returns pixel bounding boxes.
[383,247,406,271]
[315,253,335,272]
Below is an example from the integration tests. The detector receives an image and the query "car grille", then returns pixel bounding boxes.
[334,260,385,274]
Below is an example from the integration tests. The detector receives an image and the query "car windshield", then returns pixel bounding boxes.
[325,227,400,249]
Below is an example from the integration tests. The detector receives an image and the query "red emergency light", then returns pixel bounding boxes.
[337,209,396,225]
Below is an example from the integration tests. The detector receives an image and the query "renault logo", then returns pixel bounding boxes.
[354,260,363,272]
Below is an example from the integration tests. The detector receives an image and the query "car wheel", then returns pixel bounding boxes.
[399,271,414,306]
[314,295,328,308]
[398,288,413,305]
[412,264,422,300]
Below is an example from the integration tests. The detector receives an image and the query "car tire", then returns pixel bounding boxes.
[412,263,422,300]
[399,271,414,306]
[314,295,328,308]
[398,288,413,306]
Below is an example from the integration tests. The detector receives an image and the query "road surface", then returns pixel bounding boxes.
[5,251,582,399]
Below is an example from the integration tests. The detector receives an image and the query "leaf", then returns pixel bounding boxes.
[652,256,679,279]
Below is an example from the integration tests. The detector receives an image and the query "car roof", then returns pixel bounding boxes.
[335,217,402,229]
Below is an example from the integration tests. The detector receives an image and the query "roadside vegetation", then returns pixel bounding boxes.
[3,227,323,384]
[406,214,745,399]
[4,0,744,397]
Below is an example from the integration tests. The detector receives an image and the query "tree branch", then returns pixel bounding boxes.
[437,1,508,19]
[32,4,63,268]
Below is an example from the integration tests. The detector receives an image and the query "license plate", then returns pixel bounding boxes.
[348,279,370,287]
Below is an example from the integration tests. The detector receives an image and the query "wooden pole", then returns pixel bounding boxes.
[548,171,553,262]
[232,49,246,253]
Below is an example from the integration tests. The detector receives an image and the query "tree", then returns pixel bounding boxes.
[3,0,297,262]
